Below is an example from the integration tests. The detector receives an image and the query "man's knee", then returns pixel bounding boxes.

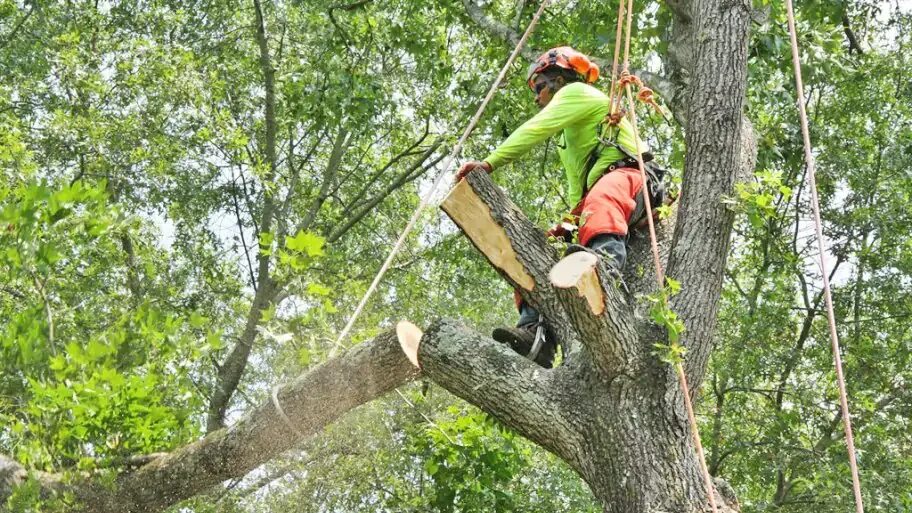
[586,233,627,269]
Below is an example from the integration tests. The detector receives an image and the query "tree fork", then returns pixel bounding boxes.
[433,171,739,512]
[442,171,637,377]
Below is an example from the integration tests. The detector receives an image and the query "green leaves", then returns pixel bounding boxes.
[646,278,687,365]
[278,230,326,272]
[408,408,526,512]
[723,169,792,229]
[284,230,325,257]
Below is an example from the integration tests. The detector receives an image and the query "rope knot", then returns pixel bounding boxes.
[617,71,642,90]
[606,109,627,126]
[636,87,666,118]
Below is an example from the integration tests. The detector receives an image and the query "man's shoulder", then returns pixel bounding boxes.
[555,81,609,101]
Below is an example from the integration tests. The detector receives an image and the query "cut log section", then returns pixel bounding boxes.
[549,251,605,316]
[396,321,423,368]
[441,178,535,291]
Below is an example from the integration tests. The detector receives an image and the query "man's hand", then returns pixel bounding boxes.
[456,160,492,181]
[546,221,577,242]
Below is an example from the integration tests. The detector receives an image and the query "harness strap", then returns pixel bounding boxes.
[527,314,545,361]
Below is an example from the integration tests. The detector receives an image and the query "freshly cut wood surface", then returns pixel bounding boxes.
[396,320,423,368]
[442,178,535,291]
[549,252,605,315]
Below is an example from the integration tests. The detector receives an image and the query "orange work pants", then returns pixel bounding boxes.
[577,167,643,246]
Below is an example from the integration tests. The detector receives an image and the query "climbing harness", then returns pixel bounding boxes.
[784,1,865,510]
[329,0,551,357]
[605,0,719,511]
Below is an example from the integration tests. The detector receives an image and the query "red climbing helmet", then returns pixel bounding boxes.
[526,46,600,90]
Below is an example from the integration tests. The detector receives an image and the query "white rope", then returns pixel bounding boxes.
[271,385,305,438]
[328,0,551,357]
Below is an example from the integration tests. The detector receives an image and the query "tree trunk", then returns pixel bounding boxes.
[428,171,740,512]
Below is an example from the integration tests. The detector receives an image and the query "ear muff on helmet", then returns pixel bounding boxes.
[526,46,600,90]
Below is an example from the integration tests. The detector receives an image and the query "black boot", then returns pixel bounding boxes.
[492,323,556,368]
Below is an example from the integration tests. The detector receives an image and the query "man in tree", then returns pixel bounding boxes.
[457,46,648,368]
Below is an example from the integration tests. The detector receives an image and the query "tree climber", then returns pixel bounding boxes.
[456,46,652,368]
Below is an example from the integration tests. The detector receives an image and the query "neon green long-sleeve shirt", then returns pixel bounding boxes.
[484,82,647,205]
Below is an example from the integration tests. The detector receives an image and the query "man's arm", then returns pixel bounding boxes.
[484,83,603,170]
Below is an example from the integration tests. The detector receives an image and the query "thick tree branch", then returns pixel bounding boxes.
[667,0,753,392]
[417,319,584,457]
[0,332,417,513]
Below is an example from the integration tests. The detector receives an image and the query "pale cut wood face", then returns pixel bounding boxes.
[549,251,605,316]
[396,321,423,368]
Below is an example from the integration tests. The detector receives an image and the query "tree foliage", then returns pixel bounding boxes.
[0,0,909,511]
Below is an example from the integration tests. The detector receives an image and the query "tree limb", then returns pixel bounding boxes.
[326,140,444,243]
[842,13,864,55]
[298,127,351,233]
[417,319,584,457]
[0,332,417,513]
[344,119,431,212]
[207,0,281,432]
[668,0,753,391]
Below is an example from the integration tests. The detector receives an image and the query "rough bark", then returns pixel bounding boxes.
[432,171,739,512]
[667,0,753,391]
[0,332,417,512]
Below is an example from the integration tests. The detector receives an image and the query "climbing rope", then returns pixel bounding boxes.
[610,1,719,511]
[605,0,626,112]
[784,1,865,511]
[328,0,551,357]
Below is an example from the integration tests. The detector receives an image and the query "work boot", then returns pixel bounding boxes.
[492,323,556,368]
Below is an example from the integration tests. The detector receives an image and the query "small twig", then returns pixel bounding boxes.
[31,273,56,354]
[395,388,457,445]
[230,169,258,290]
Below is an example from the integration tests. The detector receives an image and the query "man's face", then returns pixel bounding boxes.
[533,75,563,109]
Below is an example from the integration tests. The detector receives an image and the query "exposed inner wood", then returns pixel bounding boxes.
[441,178,536,291]
[396,320,423,368]
[549,252,605,316]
